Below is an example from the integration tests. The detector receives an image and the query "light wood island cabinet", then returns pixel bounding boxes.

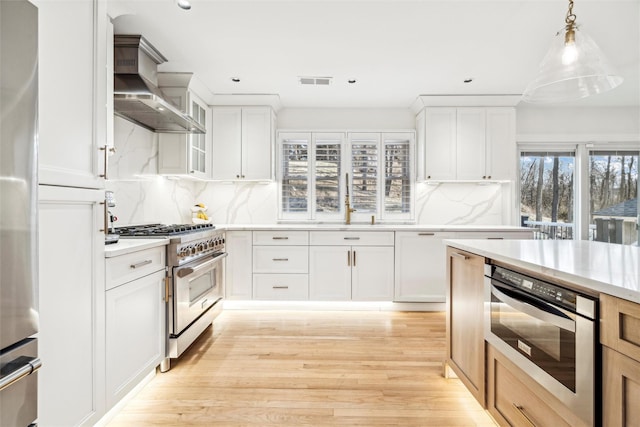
[601,294,640,427]
[445,246,485,406]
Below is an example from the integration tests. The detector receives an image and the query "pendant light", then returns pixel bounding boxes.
[522,0,623,104]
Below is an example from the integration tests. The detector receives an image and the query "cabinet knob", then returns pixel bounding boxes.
[482,176,486,179]
[236,174,240,178]
[427,175,431,179]
[241,175,245,178]
[488,175,492,179]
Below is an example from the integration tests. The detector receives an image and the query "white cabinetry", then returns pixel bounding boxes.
[309,231,394,301]
[394,229,533,303]
[36,0,110,188]
[394,231,456,302]
[252,231,309,300]
[105,246,166,410]
[38,186,106,427]
[158,74,212,178]
[225,231,253,299]
[36,1,111,424]
[211,106,276,180]
[417,107,515,181]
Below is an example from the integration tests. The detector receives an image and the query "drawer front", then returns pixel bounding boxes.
[455,231,533,240]
[253,230,309,246]
[253,274,309,300]
[253,246,309,273]
[487,345,578,427]
[106,247,165,290]
[309,231,394,246]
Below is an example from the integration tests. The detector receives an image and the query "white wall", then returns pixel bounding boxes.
[278,108,415,130]
[516,106,640,142]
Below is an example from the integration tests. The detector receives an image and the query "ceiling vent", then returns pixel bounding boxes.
[299,76,333,86]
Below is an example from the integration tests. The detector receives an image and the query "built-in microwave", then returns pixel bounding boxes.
[484,262,599,426]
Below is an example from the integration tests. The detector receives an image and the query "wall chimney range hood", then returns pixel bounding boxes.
[113,35,205,134]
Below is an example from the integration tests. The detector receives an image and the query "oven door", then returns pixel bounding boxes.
[171,252,226,335]
[485,277,595,426]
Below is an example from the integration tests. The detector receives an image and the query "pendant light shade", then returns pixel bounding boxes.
[522,1,623,104]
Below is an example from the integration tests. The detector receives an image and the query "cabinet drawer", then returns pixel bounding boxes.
[253,274,309,300]
[601,293,640,362]
[253,230,309,245]
[106,247,165,290]
[309,231,394,246]
[455,231,533,240]
[253,246,309,273]
[487,345,582,427]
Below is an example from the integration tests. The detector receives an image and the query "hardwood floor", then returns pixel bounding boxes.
[107,310,496,426]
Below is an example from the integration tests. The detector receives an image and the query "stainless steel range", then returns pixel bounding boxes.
[116,224,226,371]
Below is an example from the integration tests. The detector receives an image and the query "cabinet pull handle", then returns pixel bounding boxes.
[512,404,537,427]
[418,232,435,236]
[99,145,116,179]
[164,277,170,302]
[130,259,153,269]
[347,250,351,266]
[272,258,289,261]
[451,252,469,260]
[272,237,289,240]
[343,237,360,240]
[353,250,356,267]
[487,237,504,240]
[272,285,289,289]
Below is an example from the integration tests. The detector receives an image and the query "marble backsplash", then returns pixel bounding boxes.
[108,117,514,226]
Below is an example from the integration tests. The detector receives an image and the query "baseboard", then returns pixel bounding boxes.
[223,300,445,312]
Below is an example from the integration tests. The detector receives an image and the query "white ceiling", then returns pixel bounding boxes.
[109,0,640,109]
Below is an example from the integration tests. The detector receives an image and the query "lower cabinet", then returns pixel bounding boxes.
[601,293,640,426]
[38,186,106,427]
[394,231,455,302]
[309,245,394,301]
[445,246,485,406]
[225,231,253,299]
[487,344,586,427]
[105,269,166,409]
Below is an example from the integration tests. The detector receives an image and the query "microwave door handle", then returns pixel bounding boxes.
[491,285,576,333]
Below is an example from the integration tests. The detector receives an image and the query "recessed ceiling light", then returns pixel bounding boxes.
[176,0,191,10]
[231,77,241,83]
[463,78,473,83]
[348,79,357,84]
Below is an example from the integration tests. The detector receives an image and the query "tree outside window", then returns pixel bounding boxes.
[520,152,575,239]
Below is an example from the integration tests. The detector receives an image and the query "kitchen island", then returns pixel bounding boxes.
[444,239,640,427]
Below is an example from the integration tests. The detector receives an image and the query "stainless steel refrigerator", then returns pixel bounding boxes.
[0,1,41,425]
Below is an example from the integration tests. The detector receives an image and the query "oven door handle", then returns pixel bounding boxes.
[491,285,576,333]
[176,253,228,278]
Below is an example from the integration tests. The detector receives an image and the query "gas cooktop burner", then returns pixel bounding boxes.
[115,223,215,237]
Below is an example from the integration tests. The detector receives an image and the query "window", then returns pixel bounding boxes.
[520,151,575,239]
[589,150,638,245]
[280,135,309,215]
[278,131,414,222]
[519,144,639,246]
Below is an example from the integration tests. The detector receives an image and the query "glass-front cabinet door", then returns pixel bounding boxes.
[189,95,209,178]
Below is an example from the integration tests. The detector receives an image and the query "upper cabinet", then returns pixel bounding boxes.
[211,106,276,181]
[158,73,212,179]
[416,107,516,181]
[37,0,111,188]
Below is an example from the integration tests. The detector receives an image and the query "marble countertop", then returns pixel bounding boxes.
[104,238,168,258]
[444,239,640,303]
[221,224,532,232]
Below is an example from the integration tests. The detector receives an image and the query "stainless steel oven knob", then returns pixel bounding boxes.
[179,248,189,257]
[189,246,196,255]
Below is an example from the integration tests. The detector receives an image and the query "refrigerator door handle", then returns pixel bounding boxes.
[0,356,42,392]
